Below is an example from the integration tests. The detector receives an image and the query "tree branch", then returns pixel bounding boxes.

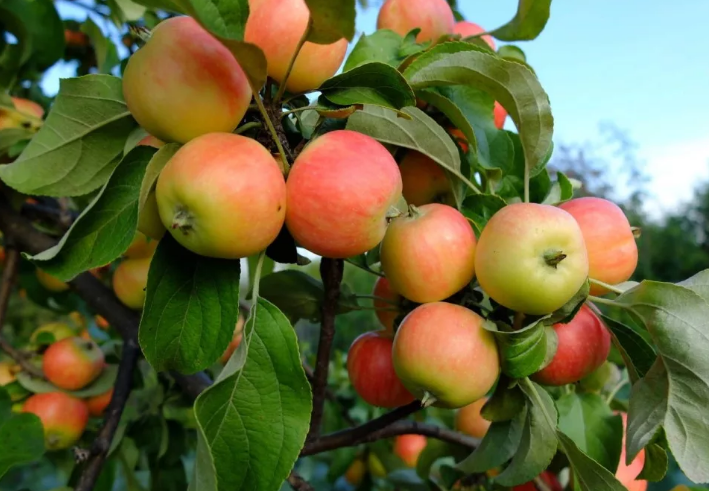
[303,362,356,427]
[287,471,315,491]
[308,258,344,439]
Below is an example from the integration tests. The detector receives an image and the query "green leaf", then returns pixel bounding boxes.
[677,269,709,301]
[0,0,64,69]
[416,88,478,157]
[460,194,506,235]
[139,236,240,374]
[498,45,527,63]
[0,389,44,478]
[0,75,137,196]
[81,18,120,74]
[456,408,526,474]
[615,281,709,483]
[343,30,408,72]
[556,393,623,472]
[304,0,355,44]
[138,143,181,215]
[320,62,415,111]
[637,442,668,482]
[26,146,156,281]
[489,0,552,41]
[193,299,311,491]
[542,171,574,205]
[557,432,628,491]
[346,105,478,204]
[16,364,119,398]
[485,319,557,379]
[601,315,655,383]
[481,377,526,423]
[108,0,147,22]
[0,128,33,155]
[496,381,557,486]
[403,44,553,177]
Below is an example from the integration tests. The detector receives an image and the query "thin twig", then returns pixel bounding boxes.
[287,471,315,491]
[303,362,356,427]
[254,95,290,173]
[274,26,310,104]
[307,258,344,440]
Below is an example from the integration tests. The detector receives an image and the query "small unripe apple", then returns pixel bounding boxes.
[453,21,495,49]
[286,130,402,258]
[347,330,415,408]
[112,257,151,310]
[377,0,455,43]
[513,471,563,491]
[86,388,114,417]
[36,268,70,292]
[124,231,158,259]
[393,434,427,467]
[220,315,245,364]
[244,0,348,93]
[372,277,402,332]
[399,152,454,206]
[0,97,44,131]
[43,337,105,390]
[30,322,76,346]
[559,197,638,295]
[475,203,589,315]
[0,361,17,386]
[123,17,252,143]
[367,453,386,478]
[532,305,611,386]
[393,302,499,408]
[136,135,167,240]
[157,133,286,259]
[381,204,476,303]
[579,361,620,393]
[23,392,89,450]
[455,397,490,439]
[617,413,647,491]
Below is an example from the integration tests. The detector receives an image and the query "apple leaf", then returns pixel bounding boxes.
[139,143,180,215]
[460,194,507,235]
[139,235,240,374]
[304,0,355,44]
[498,45,527,63]
[557,432,628,491]
[193,298,311,491]
[637,442,668,482]
[343,30,419,72]
[0,128,33,155]
[481,376,526,423]
[489,0,552,41]
[0,0,64,69]
[416,88,478,156]
[485,319,557,379]
[81,18,120,74]
[16,365,119,398]
[0,75,137,196]
[542,171,574,205]
[320,62,415,111]
[456,408,526,474]
[26,146,156,281]
[600,315,655,383]
[403,44,553,178]
[677,269,709,301]
[614,280,709,483]
[557,393,623,473]
[0,389,45,479]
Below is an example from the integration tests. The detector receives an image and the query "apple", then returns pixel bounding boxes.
[64,29,90,48]
[494,101,508,129]
[393,302,499,408]
[453,21,495,49]
[220,315,246,364]
[513,471,563,491]
[579,361,620,393]
[30,322,76,346]
[559,197,638,295]
[393,434,427,467]
[0,97,44,131]
[448,128,469,153]
[377,0,455,43]
[381,204,476,303]
[124,231,158,259]
[86,388,114,417]
[475,203,589,315]
[157,133,286,259]
[136,135,167,240]
[95,315,110,330]
[372,277,402,332]
[43,337,105,390]
[36,268,70,292]
[455,397,490,439]
[123,16,252,144]
[286,130,402,258]
[532,305,611,386]
[617,413,647,491]
[112,257,151,310]
[244,0,348,93]
[23,392,89,450]
[399,152,455,206]
[0,361,17,386]
[367,453,386,478]
[347,330,415,408]
[344,457,366,485]
[137,134,164,149]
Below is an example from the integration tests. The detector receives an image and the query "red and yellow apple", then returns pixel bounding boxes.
[453,21,495,49]
[344,457,366,485]
[399,152,455,206]
[36,268,70,293]
[393,302,499,408]
[475,203,589,315]
[286,130,402,258]
[0,97,44,131]
[30,322,76,346]
[347,330,415,408]
[559,197,638,295]
[123,16,252,143]
[617,413,647,491]
[381,204,476,303]
[393,434,427,467]
[455,397,490,439]
[95,315,110,331]
[112,257,151,310]
[43,337,105,390]
[86,388,114,417]
[23,392,89,450]
[124,231,158,259]
[377,0,455,43]
[372,277,402,333]
[513,471,563,491]
[0,361,17,386]
[494,101,507,129]
[244,0,348,93]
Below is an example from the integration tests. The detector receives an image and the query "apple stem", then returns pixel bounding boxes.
[543,250,567,269]
[171,209,193,234]
[421,392,437,408]
[408,204,422,218]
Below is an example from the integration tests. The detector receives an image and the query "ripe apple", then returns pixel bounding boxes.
[122,16,252,143]
[23,392,89,450]
[372,277,402,332]
[559,197,638,295]
[381,204,476,303]
[448,128,469,153]
[112,257,151,310]
[157,133,286,259]
[30,322,76,346]
[124,231,158,259]
[344,458,366,485]
[399,152,455,206]
[286,130,402,258]
[36,268,70,292]
[453,21,495,49]
[377,0,455,43]
[513,471,563,491]
[136,135,167,240]
[95,315,110,330]
[244,0,348,93]
[394,434,427,467]
[494,101,508,129]
[220,315,245,364]
[617,413,647,491]
[86,388,114,417]
[455,397,490,439]
[347,330,415,408]
[393,302,499,408]
[43,337,105,390]
[475,203,589,315]
[0,361,17,386]
[532,305,611,385]
[0,97,44,131]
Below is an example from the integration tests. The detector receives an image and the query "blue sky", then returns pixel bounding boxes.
[50,0,709,216]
